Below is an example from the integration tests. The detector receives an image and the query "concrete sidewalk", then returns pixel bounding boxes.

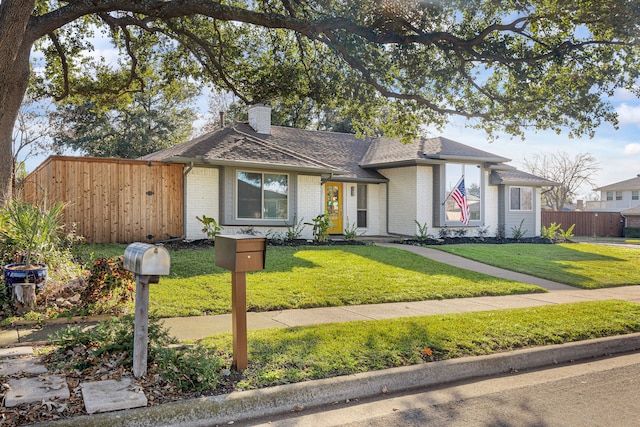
[3,243,640,426]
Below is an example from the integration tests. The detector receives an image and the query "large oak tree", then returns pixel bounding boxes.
[1,0,639,204]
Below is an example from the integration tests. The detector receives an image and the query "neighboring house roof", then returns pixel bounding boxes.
[360,136,510,168]
[595,175,640,191]
[489,169,558,186]
[621,206,640,216]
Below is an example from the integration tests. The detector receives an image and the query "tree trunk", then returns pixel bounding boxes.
[0,0,35,205]
[13,282,36,310]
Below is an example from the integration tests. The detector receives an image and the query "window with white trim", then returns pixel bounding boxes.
[444,164,481,222]
[633,191,639,201]
[237,171,288,219]
[510,187,533,211]
[357,184,367,228]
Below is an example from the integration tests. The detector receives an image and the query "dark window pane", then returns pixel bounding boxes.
[238,172,262,218]
[510,187,521,210]
[357,210,367,228]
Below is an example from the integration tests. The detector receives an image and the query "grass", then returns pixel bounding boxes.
[197,300,640,390]
[433,243,640,289]
[78,244,544,318]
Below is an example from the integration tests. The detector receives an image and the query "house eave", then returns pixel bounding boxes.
[361,159,446,169]
[168,156,346,175]
[427,154,510,163]
[322,176,389,184]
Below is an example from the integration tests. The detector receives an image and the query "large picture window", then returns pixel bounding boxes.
[237,171,288,219]
[444,164,481,223]
[510,187,533,211]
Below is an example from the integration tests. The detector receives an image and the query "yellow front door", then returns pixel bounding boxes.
[325,182,343,234]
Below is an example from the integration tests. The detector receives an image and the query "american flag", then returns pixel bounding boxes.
[451,178,470,225]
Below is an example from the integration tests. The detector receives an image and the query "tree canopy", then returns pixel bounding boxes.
[1,0,640,203]
[49,70,198,158]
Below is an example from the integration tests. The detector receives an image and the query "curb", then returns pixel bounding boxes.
[32,332,640,427]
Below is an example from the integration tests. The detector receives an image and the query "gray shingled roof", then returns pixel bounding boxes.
[490,170,558,186]
[621,206,640,216]
[143,123,550,185]
[360,136,510,167]
[251,126,386,181]
[142,124,346,175]
[594,175,640,191]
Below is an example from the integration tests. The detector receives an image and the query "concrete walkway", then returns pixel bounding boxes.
[379,243,577,291]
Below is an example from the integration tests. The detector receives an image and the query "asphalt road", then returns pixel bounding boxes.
[243,352,640,427]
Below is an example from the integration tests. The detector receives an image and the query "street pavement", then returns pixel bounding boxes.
[1,242,640,425]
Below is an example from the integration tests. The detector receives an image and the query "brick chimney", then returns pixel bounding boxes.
[248,104,271,134]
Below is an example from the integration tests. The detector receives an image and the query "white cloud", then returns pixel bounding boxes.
[616,103,640,126]
[624,143,640,156]
[612,87,639,102]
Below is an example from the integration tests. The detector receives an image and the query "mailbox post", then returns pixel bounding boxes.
[124,243,170,378]
[215,235,266,370]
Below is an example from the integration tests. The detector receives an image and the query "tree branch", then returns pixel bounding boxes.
[48,32,70,101]
[322,31,489,120]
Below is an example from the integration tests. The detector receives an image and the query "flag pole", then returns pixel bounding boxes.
[442,175,465,206]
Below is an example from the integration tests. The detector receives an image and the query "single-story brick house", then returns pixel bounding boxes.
[142,105,554,241]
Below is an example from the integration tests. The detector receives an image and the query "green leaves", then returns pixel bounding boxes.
[48,67,198,158]
[21,0,640,143]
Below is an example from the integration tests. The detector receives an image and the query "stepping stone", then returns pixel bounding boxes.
[81,378,148,414]
[0,346,33,358]
[0,329,20,347]
[4,375,70,407]
[0,356,48,376]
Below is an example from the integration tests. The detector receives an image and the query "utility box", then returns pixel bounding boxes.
[215,235,266,272]
[124,243,171,277]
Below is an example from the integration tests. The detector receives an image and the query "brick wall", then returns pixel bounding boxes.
[185,167,219,240]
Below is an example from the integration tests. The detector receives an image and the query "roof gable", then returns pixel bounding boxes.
[360,136,510,167]
[595,175,640,191]
[142,124,344,174]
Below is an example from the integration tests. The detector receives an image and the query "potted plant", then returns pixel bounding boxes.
[1,199,64,304]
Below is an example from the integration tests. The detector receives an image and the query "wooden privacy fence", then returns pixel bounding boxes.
[22,156,184,243]
[541,211,624,237]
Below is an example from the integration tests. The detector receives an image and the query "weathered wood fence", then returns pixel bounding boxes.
[541,211,624,237]
[22,156,184,243]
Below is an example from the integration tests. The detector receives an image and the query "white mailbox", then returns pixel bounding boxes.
[124,243,170,277]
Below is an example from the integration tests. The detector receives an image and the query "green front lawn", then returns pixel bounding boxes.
[79,244,544,318]
[202,300,640,390]
[434,243,640,289]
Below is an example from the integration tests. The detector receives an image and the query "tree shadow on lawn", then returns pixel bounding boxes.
[166,247,317,278]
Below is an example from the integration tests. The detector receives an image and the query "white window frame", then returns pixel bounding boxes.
[357,184,368,228]
[509,186,533,211]
[443,163,482,224]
